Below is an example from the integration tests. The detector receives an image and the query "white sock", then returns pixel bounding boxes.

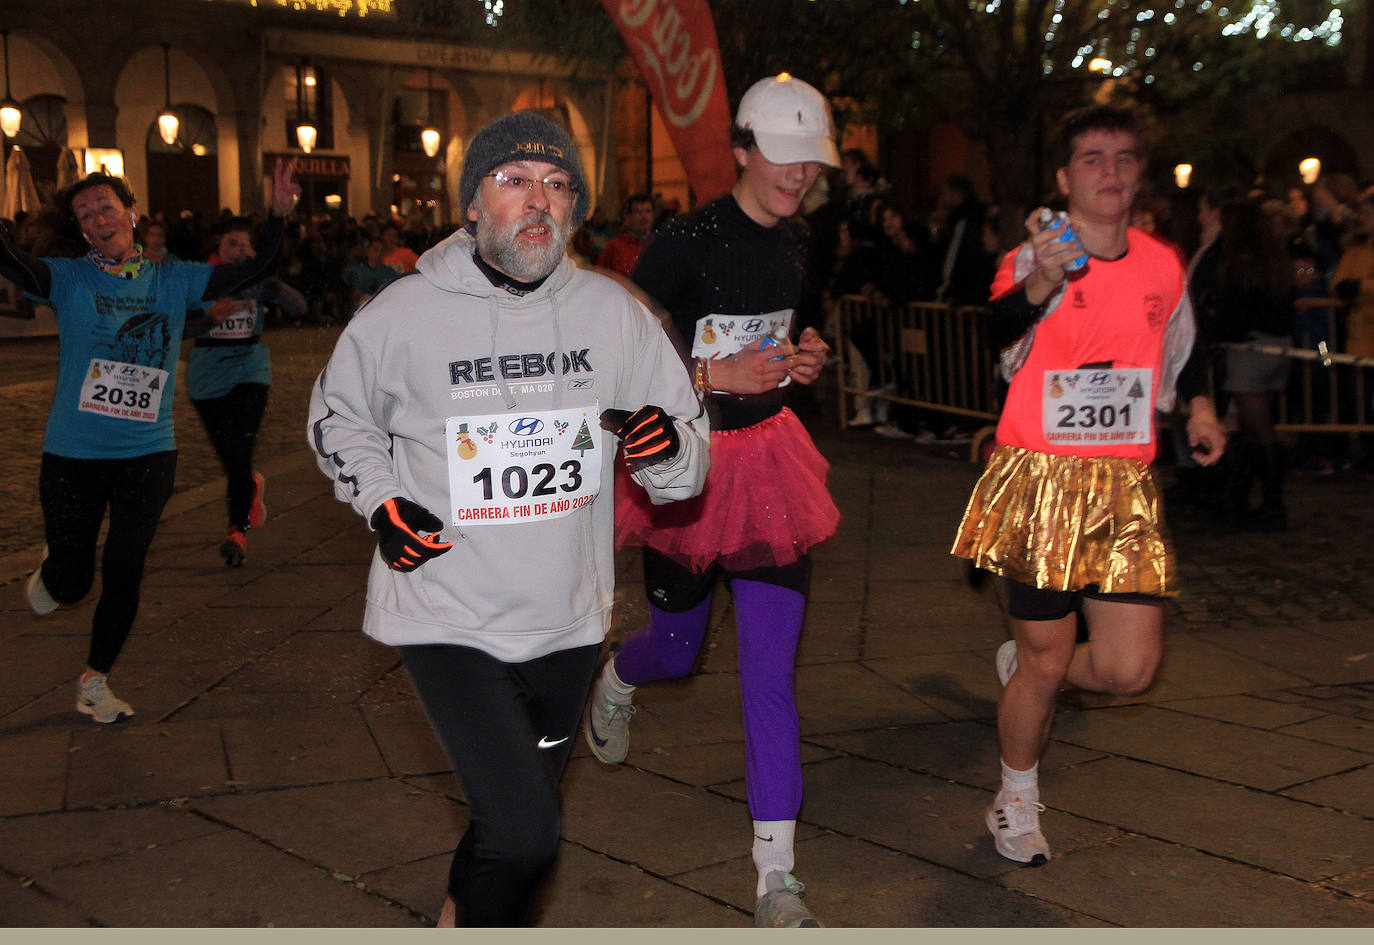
[1000,760,1039,802]
[602,658,636,702]
[752,820,796,897]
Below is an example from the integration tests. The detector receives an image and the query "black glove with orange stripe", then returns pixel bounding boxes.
[600,406,681,471]
[370,497,453,572]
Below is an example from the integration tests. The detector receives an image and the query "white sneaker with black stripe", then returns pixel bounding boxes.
[986,790,1050,865]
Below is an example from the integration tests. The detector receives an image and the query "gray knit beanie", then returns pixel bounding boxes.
[459,111,589,229]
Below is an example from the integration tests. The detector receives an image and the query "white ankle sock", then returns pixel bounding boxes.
[752,820,796,896]
[1000,760,1039,801]
[602,658,636,702]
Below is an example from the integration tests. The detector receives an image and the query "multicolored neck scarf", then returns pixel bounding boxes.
[87,244,147,280]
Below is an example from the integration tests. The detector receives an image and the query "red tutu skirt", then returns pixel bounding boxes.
[615,407,841,572]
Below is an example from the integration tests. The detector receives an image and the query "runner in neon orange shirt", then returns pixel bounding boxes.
[952,106,1227,865]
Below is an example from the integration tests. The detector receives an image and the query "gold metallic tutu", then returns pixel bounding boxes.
[951,444,1176,595]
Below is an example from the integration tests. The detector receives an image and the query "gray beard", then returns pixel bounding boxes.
[474,211,570,282]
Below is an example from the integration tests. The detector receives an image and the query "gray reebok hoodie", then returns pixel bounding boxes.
[308,229,709,661]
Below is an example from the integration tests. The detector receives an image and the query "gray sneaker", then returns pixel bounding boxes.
[754,871,822,928]
[76,675,134,724]
[583,673,635,764]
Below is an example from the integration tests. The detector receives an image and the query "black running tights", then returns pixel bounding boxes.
[38,450,177,674]
[398,642,600,927]
[191,382,269,530]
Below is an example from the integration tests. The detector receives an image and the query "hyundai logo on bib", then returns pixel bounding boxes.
[743,318,764,333]
[1089,372,1112,386]
[509,417,544,436]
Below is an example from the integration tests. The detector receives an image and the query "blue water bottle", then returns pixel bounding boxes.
[1038,209,1089,272]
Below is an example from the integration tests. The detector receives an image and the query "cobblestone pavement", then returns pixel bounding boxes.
[0,326,1371,927]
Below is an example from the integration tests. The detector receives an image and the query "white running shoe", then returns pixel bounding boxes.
[583,672,635,764]
[76,675,134,724]
[27,566,59,617]
[754,871,822,928]
[986,792,1050,865]
[995,639,1019,687]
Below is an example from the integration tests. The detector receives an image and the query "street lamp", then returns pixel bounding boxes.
[295,61,317,154]
[1174,163,1193,189]
[0,30,20,139]
[421,68,441,158]
[157,43,179,147]
[1299,157,1321,185]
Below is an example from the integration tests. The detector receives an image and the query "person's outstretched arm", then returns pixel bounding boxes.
[0,223,53,299]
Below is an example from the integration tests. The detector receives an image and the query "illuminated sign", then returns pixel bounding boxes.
[205,0,396,18]
[266,152,351,177]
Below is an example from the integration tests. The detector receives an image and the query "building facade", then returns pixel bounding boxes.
[1,0,622,224]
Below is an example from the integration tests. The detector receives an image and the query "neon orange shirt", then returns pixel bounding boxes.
[993,229,1186,463]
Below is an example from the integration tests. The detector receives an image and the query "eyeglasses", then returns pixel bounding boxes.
[484,170,578,202]
[1294,266,1317,275]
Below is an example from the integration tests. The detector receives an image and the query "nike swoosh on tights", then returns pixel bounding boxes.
[754,834,775,842]
[537,736,570,749]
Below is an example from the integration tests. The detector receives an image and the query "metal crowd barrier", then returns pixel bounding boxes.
[1220,338,1374,434]
[833,294,1002,456]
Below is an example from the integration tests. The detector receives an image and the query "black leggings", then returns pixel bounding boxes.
[398,641,600,927]
[191,383,269,530]
[38,450,177,674]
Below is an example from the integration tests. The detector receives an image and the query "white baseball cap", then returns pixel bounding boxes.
[735,73,840,168]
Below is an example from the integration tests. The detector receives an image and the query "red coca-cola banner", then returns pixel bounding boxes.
[600,0,736,205]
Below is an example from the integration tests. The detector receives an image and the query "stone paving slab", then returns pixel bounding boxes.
[862,652,1003,721]
[1000,833,1374,926]
[0,807,224,876]
[31,830,426,926]
[1280,763,1374,819]
[1158,693,1329,729]
[0,874,98,926]
[1052,756,1374,882]
[1276,712,1374,752]
[358,700,453,777]
[535,842,745,927]
[1050,703,1372,790]
[191,779,466,877]
[799,661,953,733]
[1197,624,1374,686]
[559,758,753,878]
[0,729,76,817]
[65,718,229,808]
[220,709,389,788]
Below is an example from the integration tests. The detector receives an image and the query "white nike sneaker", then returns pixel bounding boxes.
[583,671,635,764]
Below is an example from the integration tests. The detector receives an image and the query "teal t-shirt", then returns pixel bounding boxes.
[184,280,273,400]
[33,257,212,458]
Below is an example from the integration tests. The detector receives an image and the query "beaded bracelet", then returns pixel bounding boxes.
[694,357,713,393]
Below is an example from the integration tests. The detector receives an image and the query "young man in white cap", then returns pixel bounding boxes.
[583,74,840,927]
[308,111,708,926]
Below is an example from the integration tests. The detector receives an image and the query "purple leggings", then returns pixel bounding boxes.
[614,550,809,821]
